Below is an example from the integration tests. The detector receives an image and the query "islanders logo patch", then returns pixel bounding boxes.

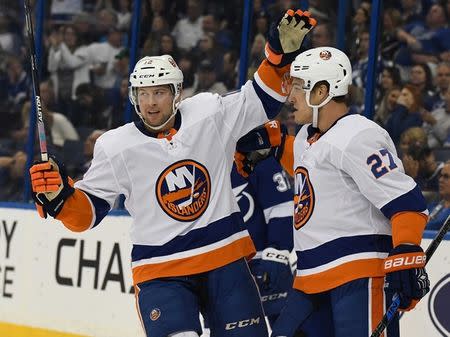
[293,167,315,229]
[156,160,211,222]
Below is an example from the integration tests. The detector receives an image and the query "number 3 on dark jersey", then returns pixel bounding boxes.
[366,148,398,179]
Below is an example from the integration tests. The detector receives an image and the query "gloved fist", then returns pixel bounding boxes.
[30,157,75,218]
[384,244,430,311]
[266,9,317,67]
[249,248,293,316]
[235,121,287,177]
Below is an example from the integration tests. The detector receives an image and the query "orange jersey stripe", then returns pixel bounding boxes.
[293,258,385,294]
[56,189,94,232]
[255,60,290,98]
[371,277,385,337]
[280,135,294,176]
[391,211,427,247]
[132,236,256,285]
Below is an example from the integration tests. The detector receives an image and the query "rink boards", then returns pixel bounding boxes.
[0,203,449,337]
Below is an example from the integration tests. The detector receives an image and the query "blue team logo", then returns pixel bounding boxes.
[156,160,211,222]
[429,274,450,336]
[232,183,255,223]
[293,167,315,230]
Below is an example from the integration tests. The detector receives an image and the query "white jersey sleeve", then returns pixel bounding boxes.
[74,138,121,209]
[334,126,418,211]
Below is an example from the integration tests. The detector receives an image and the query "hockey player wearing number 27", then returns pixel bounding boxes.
[236,47,431,337]
[28,9,317,337]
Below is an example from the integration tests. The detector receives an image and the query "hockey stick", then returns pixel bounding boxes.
[370,214,450,337]
[24,0,48,162]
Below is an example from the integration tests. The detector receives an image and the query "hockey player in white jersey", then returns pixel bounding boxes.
[235,47,431,337]
[28,9,316,337]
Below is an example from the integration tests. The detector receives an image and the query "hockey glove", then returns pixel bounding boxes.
[266,9,317,67]
[235,120,287,177]
[249,248,293,316]
[30,157,75,218]
[384,244,430,311]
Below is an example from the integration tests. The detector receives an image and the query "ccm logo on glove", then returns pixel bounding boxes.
[384,253,426,271]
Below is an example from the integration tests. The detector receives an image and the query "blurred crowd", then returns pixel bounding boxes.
[0,0,449,228]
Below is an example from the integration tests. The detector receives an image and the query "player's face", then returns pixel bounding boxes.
[287,78,313,125]
[137,85,174,128]
[439,164,450,198]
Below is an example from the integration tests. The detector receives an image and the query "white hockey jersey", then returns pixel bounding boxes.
[291,114,427,294]
[73,70,288,285]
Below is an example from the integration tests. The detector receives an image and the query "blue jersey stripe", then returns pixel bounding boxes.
[252,81,283,119]
[131,212,244,261]
[380,184,427,219]
[296,234,392,270]
[84,191,111,228]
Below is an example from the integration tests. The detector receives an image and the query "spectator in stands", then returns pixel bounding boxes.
[399,0,423,27]
[72,12,95,45]
[426,62,450,111]
[395,3,450,67]
[385,84,424,145]
[73,129,105,180]
[374,86,401,127]
[398,126,428,157]
[116,0,132,31]
[6,57,30,111]
[157,33,179,60]
[193,32,223,74]
[47,24,92,112]
[108,76,128,128]
[252,10,269,41]
[202,13,233,51]
[426,160,450,230]
[88,27,123,90]
[381,8,403,61]
[403,144,444,193]
[94,7,119,41]
[0,14,20,55]
[352,29,370,90]
[18,81,79,149]
[379,66,401,97]
[72,83,114,129]
[171,0,204,51]
[311,23,334,48]
[177,51,197,92]
[219,50,238,90]
[141,15,170,57]
[409,63,435,107]
[185,59,227,97]
[422,85,450,148]
[247,33,266,80]
[0,150,27,201]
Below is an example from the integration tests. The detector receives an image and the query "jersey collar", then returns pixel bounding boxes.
[134,111,182,139]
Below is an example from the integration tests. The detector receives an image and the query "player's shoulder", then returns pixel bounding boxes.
[179,92,221,119]
[95,122,141,151]
[325,114,389,150]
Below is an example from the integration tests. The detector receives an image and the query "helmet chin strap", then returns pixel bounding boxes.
[305,91,333,128]
[135,94,181,132]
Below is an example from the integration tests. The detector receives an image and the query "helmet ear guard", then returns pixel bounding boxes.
[289,47,352,127]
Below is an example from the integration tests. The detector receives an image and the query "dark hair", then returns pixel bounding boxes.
[412,63,434,92]
[408,143,432,161]
[382,66,401,87]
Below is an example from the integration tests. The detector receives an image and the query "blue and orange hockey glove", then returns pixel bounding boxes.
[384,244,430,311]
[266,9,317,67]
[235,120,287,177]
[30,157,75,218]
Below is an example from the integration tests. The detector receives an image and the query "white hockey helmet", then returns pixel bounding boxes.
[290,47,352,127]
[129,55,183,130]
